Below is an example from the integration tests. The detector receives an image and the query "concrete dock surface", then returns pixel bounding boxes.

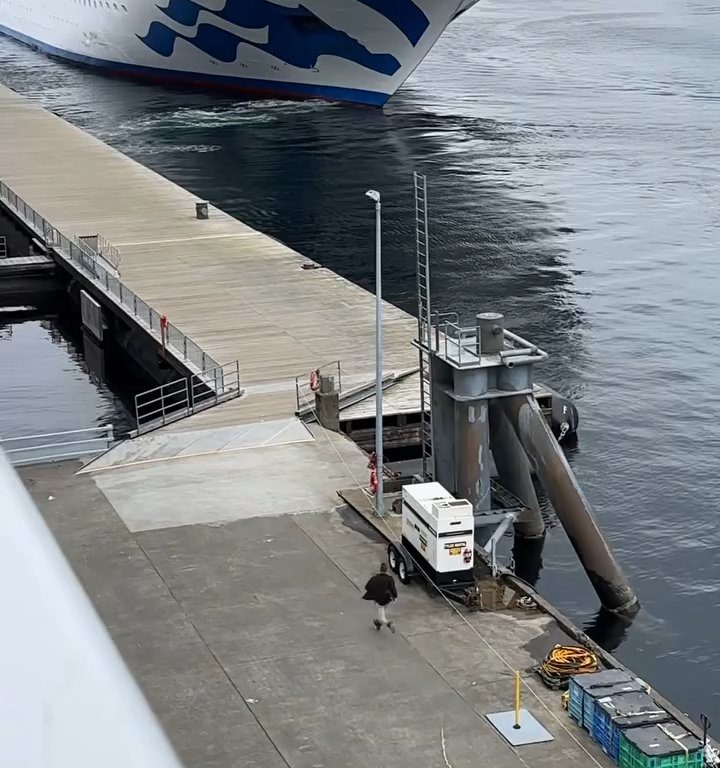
[18,422,612,768]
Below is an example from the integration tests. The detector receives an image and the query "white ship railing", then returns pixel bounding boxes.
[0,448,184,768]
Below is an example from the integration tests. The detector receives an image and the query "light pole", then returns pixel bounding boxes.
[365,189,384,516]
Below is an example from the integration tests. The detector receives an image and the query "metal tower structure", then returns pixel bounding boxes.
[413,171,433,480]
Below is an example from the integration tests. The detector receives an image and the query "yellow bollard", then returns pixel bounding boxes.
[513,671,522,730]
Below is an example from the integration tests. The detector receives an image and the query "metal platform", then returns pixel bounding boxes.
[0,254,54,276]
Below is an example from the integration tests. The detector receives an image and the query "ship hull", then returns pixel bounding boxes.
[0,0,479,106]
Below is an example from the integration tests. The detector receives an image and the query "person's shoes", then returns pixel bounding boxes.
[387,621,396,634]
[373,619,382,631]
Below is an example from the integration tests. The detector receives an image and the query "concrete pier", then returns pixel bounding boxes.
[0,83,418,430]
[20,456,612,768]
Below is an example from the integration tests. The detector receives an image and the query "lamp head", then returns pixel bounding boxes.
[365,189,381,204]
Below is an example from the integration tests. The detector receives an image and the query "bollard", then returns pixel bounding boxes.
[195,201,209,220]
[514,672,521,730]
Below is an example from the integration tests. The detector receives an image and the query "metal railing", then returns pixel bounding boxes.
[134,361,242,434]
[420,312,549,369]
[134,379,190,432]
[294,360,342,410]
[75,235,119,277]
[0,179,223,376]
[0,425,115,466]
[78,233,121,273]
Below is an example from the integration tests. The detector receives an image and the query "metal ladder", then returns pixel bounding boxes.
[0,236,7,259]
[413,171,433,480]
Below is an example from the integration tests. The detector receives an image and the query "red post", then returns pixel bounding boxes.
[160,315,168,356]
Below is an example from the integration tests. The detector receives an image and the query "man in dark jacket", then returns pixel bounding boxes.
[363,562,397,633]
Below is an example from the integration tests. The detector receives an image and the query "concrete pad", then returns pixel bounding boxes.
[93,427,368,531]
[487,710,554,745]
[82,418,313,473]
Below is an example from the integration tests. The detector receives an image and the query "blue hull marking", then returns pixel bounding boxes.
[0,23,391,106]
[141,0,413,75]
[156,0,429,45]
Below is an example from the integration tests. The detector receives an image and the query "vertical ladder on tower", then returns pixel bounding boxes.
[413,171,433,481]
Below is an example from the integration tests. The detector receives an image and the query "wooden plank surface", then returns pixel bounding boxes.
[0,84,419,425]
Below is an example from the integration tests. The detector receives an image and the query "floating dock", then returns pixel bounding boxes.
[0,83,711,768]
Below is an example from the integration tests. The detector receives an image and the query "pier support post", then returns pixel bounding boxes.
[315,375,340,432]
[490,400,545,539]
[507,393,638,613]
[453,384,492,516]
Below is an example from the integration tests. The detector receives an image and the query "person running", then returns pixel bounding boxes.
[363,562,397,633]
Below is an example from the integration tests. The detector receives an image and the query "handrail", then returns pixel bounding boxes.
[424,318,549,368]
[0,426,111,443]
[294,360,342,410]
[74,235,119,277]
[0,179,225,376]
[133,361,242,435]
[0,425,115,466]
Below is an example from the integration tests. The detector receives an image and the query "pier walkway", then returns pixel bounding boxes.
[0,83,418,429]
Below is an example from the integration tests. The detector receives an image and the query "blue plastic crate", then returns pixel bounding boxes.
[569,698,584,726]
[568,670,641,733]
[594,692,671,762]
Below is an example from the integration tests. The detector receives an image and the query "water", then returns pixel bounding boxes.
[2,0,720,723]
[0,312,135,439]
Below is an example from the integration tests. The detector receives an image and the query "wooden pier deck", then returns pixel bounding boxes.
[0,83,418,428]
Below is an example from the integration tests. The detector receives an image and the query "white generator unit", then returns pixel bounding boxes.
[388,482,475,589]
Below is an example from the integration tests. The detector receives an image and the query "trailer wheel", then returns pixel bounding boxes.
[387,544,399,573]
[397,556,412,585]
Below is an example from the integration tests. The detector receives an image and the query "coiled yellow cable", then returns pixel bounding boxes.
[538,644,599,689]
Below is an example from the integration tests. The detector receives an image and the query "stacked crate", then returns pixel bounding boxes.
[618,723,703,768]
[593,691,671,761]
[568,670,643,732]
[568,671,704,768]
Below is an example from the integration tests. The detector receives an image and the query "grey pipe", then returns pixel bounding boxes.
[489,401,545,539]
[506,393,638,613]
[502,352,548,367]
[503,328,546,352]
[499,348,537,359]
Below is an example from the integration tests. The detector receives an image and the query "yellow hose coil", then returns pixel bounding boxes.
[538,644,599,689]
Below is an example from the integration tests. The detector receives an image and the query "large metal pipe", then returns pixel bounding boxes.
[502,353,548,367]
[499,348,537,359]
[503,328,547,353]
[506,394,638,613]
[489,400,545,539]
[511,532,546,588]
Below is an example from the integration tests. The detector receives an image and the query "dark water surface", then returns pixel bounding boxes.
[0,313,135,439]
[2,0,720,724]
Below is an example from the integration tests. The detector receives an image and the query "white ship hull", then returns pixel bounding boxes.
[0,0,479,105]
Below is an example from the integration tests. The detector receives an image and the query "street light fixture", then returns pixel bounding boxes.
[365,189,384,516]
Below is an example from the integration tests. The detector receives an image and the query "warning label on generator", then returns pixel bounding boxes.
[444,541,466,556]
